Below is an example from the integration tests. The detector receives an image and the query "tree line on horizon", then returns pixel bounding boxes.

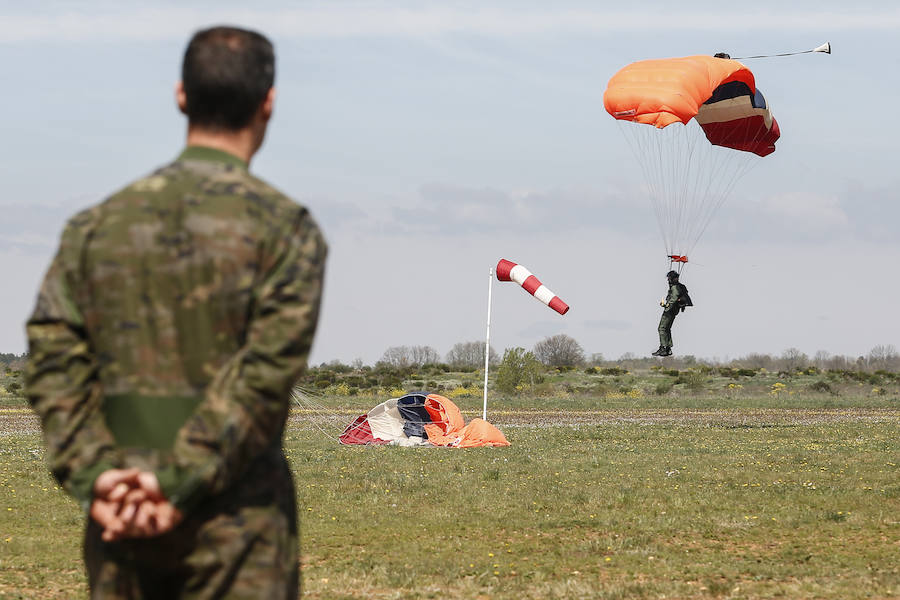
[354,336,900,374]
[3,340,900,379]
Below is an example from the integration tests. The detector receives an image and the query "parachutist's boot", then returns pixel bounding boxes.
[661,346,673,357]
[651,346,665,356]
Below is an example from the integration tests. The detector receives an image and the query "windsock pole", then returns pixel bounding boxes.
[482,266,493,421]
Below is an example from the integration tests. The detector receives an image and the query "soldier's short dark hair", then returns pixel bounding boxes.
[182,26,275,130]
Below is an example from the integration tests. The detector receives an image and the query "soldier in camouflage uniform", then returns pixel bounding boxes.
[652,270,692,357]
[25,26,325,598]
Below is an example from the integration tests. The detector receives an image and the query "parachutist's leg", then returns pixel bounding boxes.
[658,311,676,349]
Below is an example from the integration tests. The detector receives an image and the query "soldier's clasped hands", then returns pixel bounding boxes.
[91,468,183,542]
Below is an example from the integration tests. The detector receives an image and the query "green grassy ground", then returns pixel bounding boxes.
[1,385,898,599]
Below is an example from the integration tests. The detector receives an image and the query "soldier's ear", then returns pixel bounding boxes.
[261,87,276,122]
[175,81,188,115]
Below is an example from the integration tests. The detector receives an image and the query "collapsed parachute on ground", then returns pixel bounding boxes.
[603,55,780,268]
[340,393,510,448]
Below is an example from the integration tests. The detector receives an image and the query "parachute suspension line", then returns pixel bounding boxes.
[685,117,766,252]
[657,125,679,253]
[291,385,347,444]
[656,126,677,252]
[678,118,764,257]
[618,117,767,262]
[617,122,672,252]
[675,124,704,257]
[651,122,705,258]
[648,125,671,252]
[684,123,732,252]
[631,123,668,251]
[686,121,719,253]
[666,127,683,249]
[657,126,679,254]
[691,150,759,252]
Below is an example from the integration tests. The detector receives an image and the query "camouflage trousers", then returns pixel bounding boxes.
[658,309,678,348]
[84,455,298,599]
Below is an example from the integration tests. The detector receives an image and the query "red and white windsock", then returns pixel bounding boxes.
[496,259,569,315]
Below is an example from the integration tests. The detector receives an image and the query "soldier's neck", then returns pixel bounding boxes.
[185,125,261,166]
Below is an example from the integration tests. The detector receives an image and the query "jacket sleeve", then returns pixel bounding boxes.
[25,223,122,511]
[156,210,327,512]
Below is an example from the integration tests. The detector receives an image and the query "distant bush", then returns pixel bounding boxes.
[600,367,627,376]
[808,380,837,395]
[448,385,480,399]
[314,373,334,386]
[717,367,758,379]
[495,348,544,395]
[330,383,351,396]
[604,388,644,400]
[718,367,738,379]
[591,382,612,396]
[655,381,674,395]
[321,361,353,373]
[874,370,898,382]
[381,376,403,389]
[584,367,597,375]
[677,370,707,392]
[831,371,883,385]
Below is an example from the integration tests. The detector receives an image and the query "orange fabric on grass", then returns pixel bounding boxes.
[423,394,509,448]
[457,418,509,448]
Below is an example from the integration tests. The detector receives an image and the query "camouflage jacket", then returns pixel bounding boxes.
[663,283,689,313]
[25,146,327,512]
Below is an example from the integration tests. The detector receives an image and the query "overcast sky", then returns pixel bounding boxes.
[2,1,899,365]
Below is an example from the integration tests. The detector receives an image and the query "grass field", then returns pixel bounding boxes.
[1,370,899,599]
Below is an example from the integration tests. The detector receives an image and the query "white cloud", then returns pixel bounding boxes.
[0,232,57,251]
[2,5,898,43]
[756,191,849,231]
[387,183,643,235]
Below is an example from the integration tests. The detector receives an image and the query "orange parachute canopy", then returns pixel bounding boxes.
[603,55,757,128]
[602,55,780,260]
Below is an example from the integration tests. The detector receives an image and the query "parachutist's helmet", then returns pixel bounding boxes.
[666,270,679,281]
[713,52,731,59]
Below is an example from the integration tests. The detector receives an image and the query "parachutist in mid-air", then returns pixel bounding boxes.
[605,55,779,298]
[652,270,693,357]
